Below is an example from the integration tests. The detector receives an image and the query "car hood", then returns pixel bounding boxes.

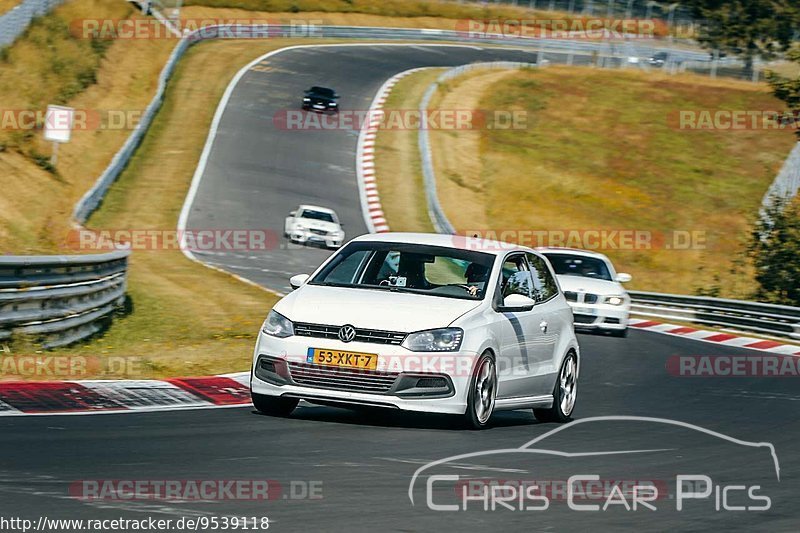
[555,275,625,296]
[275,284,481,332]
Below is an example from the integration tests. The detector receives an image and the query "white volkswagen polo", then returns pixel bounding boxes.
[251,233,580,428]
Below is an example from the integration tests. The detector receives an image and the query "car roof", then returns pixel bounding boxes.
[309,86,335,94]
[298,205,336,214]
[536,246,611,260]
[351,232,535,256]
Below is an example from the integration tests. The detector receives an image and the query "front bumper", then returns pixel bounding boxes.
[569,302,630,331]
[288,229,342,248]
[251,334,478,415]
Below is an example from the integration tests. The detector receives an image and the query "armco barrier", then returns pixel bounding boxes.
[0,250,129,348]
[0,0,65,48]
[628,291,800,341]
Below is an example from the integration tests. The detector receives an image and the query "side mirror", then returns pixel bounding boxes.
[498,293,536,312]
[289,274,310,290]
[616,273,632,283]
[289,211,296,217]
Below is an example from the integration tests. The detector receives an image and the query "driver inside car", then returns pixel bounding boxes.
[463,262,489,297]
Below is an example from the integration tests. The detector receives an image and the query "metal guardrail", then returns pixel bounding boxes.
[419,62,538,234]
[629,291,800,341]
[761,142,800,217]
[0,0,65,48]
[0,250,130,348]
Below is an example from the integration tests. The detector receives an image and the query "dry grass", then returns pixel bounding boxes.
[377,65,797,298]
[0,0,19,16]
[0,0,174,254]
[373,68,441,233]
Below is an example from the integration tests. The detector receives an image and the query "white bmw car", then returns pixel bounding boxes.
[538,248,632,337]
[284,205,344,248]
[251,233,580,429]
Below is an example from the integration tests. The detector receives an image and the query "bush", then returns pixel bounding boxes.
[749,198,800,306]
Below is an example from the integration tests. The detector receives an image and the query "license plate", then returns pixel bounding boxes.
[573,306,596,315]
[307,348,378,370]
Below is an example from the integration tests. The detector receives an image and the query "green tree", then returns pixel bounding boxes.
[685,0,799,76]
[749,198,800,306]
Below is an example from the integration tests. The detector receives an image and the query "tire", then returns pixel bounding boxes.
[462,352,497,430]
[534,351,578,423]
[610,328,628,338]
[251,393,298,417]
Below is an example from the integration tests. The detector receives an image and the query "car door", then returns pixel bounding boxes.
[527,252,566,394]
[494,253,550,399]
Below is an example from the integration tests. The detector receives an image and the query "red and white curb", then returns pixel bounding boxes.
[629,318,800,355]
[356,67,431,234]
[0,372,251,416]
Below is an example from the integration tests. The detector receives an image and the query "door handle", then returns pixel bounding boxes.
[539,321,548,333]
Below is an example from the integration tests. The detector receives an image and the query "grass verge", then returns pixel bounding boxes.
[375,65,798,298]
[373,68,441,233]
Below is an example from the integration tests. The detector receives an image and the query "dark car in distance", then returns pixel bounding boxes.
[302,86,339,114]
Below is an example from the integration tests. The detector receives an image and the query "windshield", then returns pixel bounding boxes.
[309,87,336,98]
[310,242,495,300]
[300,209,335,223]
[542,253,613,281]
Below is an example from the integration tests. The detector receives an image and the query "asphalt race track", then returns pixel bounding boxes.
[183,44,548,293]
[1,45,797,532]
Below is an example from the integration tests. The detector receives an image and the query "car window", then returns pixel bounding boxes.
[300,209,335,223]
[310,87,335,98]
[527,253,559,302]
[542,253,613,281]
[323,250,370,285]
[311,242,494,300]
[500,254,533,301]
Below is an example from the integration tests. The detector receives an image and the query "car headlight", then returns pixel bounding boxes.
[261,310,294,338]
[303,97,310,102]
[402,328,463,352]
[329,102,337,106]
[604,295,626,306]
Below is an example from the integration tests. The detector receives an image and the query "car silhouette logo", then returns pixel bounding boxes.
[338,325,356,343]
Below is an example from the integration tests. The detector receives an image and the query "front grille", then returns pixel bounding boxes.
[573,314,597,324]
[309,229,328,236]
[565,291,598,304]
[287,362,399,393]
[294,322,406,345]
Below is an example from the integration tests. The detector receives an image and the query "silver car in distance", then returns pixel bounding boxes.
[251,233,580,429]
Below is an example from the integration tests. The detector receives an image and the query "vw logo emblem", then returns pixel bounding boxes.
[338,325,356,343]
